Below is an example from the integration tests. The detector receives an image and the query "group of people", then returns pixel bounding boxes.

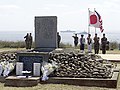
[24,32,108,54]
[72,33,108,54]
[24,33,33,49]
[24,32,61,49]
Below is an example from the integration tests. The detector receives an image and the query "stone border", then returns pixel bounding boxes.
[40,71,119,88]
[0,76,6,83]
[2,71,119,87]
[5,76,40,87]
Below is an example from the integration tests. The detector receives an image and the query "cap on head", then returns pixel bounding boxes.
[81,34,84,37]
[88,34,91,36]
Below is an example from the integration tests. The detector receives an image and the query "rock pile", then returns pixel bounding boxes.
[0,52,16,76]
[0,52,17,62]
[49,52,114,78]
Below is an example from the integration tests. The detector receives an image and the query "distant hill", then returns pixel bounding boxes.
[75,31,88,35]
[60,30,76,33]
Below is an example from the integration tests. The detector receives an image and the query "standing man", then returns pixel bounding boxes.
[28,33,33,49]
[87,34,92,53]
[57,32,61,48]
[72,34,78,47]
[80,34,85,53]
[101,34,107,54]
[93,33,100,54]
[24,33,29,49]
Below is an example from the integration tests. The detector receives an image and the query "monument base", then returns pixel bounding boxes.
[17,52,49,76]
[5,76,40,87]
[17,51,49,62]
[34,47,56,52]
[0,76,6,83]
[41,71,119,88]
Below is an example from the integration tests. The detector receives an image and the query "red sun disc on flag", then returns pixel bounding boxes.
[90,14,97,24]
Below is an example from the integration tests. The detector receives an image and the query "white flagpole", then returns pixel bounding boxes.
[94,8,96,34]
[88,8,90,34]
[95,28,96,34]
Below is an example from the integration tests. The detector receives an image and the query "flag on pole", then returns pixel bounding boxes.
[89,10,100,28]
[95,10,104,32]
[89,10,104,32]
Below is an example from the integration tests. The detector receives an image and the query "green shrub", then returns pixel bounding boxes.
[109,41,119,50]
[60,42,72,48]
[0,40,26,48]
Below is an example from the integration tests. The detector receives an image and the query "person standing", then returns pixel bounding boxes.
[87,34,92,53]
[93,33,100,54]
[57,32,61,48]
[101,34,107,54]
[24,33,29,49]
[72,34,78,47]
[80,34,85,53]
[28,33,33,49]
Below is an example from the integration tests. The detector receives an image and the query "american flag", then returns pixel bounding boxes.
[95,10,104,33]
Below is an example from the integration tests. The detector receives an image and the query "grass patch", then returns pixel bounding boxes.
[0,40,26,48]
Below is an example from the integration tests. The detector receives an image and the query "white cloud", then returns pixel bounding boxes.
[0,5,20,9]
[0,5,21,16]
[46,4,68,8]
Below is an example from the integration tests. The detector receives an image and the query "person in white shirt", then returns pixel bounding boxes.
[87,34,92,53]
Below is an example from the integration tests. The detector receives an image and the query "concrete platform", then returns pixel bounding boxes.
[41,71,119,88]
[99,54,120,62]
[5,76,40,87]
[0,76,5,83]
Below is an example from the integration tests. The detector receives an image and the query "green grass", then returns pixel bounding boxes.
[0,40,26,48]
[0,48,26,53]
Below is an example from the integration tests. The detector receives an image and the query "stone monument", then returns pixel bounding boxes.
[16,16,57,76]
[35,16,57,51]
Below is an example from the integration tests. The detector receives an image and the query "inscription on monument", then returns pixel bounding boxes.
[39,19,54,39]
[19,56,43,72]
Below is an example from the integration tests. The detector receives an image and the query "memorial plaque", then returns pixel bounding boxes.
[16,62,23,76]
[33,63,41,76]
[19,56,43,74]
[35,16,57,51]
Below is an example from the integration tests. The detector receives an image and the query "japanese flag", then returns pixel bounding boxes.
[89,10,101,28]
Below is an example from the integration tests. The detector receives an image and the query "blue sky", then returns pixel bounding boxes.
[0,0,120,33]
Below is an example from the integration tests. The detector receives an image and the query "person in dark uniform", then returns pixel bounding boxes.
[93,33,100,54]
[101,33,107,54]
[24,33,29,49]
[57,32,61,48]
[72,34,78,47]
[80,34,85,53]
[28,33,33,49]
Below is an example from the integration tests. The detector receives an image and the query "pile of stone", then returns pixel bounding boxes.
[49,52,114,78]
[0,52,16,76]
[0,52,17,62]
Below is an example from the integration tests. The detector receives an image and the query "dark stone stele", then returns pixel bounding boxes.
[35,16,57,52]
